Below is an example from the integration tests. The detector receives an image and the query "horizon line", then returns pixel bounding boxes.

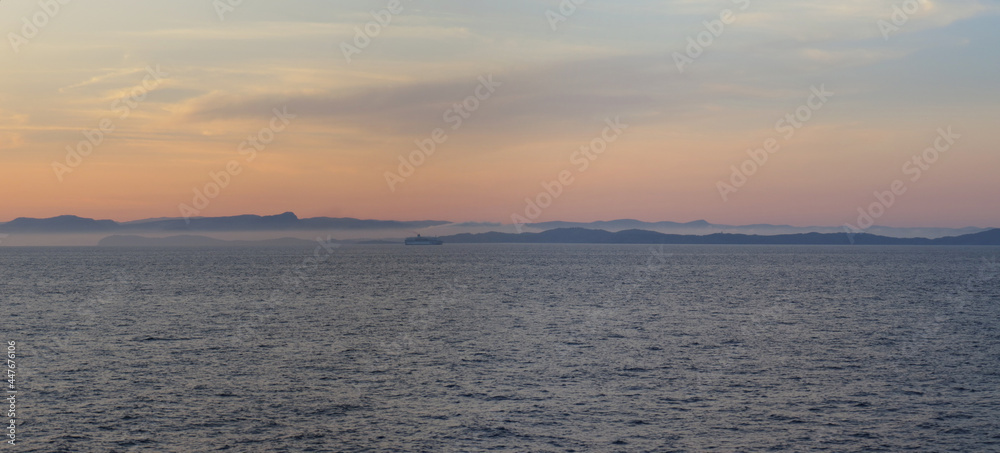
[0,212,995,231]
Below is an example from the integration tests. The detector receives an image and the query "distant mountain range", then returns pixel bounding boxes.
[440,228,1000,246]
[0,212,993,240]
[523,219,988,239]
[0,212,449,233]
[97,228,1000,247]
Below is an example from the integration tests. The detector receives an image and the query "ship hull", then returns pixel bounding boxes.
[404,238,443,245]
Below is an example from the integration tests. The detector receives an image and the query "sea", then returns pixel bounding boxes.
[2,244,999,452]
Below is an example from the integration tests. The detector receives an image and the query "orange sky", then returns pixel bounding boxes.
[2,1,998,228]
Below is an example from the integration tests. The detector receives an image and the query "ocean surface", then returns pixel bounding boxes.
[3,244,1000,452]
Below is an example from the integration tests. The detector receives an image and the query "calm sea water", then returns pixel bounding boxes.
[2,245,1000,452]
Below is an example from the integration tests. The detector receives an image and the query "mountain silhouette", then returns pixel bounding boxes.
[439,228,1000,245]
[0,212,449,233]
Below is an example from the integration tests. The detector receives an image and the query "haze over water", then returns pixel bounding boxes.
[5,245,999,451]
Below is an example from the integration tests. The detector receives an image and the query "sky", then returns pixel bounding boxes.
[1,0,998,228]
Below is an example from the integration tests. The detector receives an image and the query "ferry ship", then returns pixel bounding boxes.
[404,234,443,245]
